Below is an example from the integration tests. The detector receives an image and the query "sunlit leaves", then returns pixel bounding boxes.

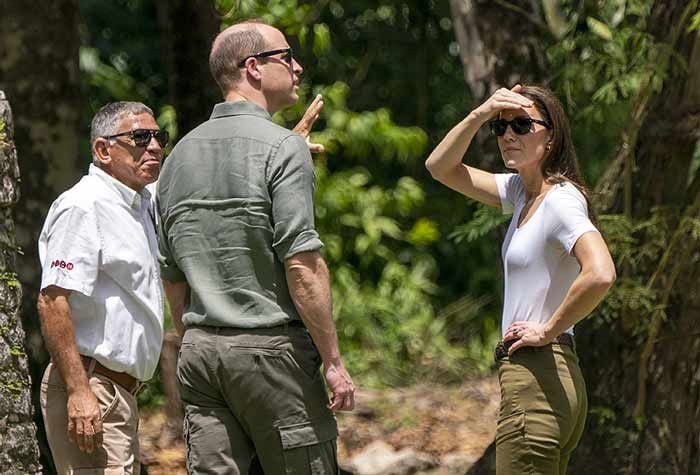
[406,218,440,247]
[448,203,509,244]
[313,24,331,56]
[80,47,151,101]
[156,105,178,153]
[548,0,666,122]
[586,17,613,40]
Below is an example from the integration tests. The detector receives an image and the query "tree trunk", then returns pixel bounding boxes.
[155,0,221,139]
[0,91,41,474]
[0,1,82,471]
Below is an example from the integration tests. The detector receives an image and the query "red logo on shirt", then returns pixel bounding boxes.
[51,260,74,271]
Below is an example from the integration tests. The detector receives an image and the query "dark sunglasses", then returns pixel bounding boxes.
[489,117,551,137]
[104,129,169,148]
[237,47,293,68]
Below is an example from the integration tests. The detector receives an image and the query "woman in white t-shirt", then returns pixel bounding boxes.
[426,85,616,474]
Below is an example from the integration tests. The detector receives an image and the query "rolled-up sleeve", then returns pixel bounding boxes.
[268,134,323,261]
[156,190,186,282]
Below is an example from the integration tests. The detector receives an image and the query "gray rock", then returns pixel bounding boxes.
[348,440,437,475]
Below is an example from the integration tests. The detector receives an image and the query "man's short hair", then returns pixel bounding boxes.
[209,20,268,95]
[91,101,153,165]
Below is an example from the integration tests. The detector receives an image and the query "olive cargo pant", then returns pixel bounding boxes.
[178,324,339,474]
[495,343,587,475]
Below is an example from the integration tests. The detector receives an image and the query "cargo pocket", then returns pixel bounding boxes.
[278,418,339,475]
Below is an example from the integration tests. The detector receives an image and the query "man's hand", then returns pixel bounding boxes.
[324,361,355,412]
[293,94,325,154]
[66,388,103,453]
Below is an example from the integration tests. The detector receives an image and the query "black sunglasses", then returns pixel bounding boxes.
[104,129,169,148]
[237,47,293,68]
[489,117,551,137]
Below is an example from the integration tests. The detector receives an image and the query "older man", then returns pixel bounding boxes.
[37,101,167,474]
[157,20,354,474]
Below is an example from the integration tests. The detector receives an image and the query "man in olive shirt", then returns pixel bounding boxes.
[157,20,354,474]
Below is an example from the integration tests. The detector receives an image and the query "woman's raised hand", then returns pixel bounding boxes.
[473,85,534,122]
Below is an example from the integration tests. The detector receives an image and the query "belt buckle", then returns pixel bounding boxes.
[494,341,507,362]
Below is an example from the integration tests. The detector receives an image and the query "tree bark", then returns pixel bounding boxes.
[0,1,82,471]
[155,0,221,138]
[0,91,41,474]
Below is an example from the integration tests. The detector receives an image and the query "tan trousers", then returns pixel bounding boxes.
[40,363,140,474]
[495,343,588,475]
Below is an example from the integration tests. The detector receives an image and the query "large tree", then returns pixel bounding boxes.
[0,1,82,471]
[155,0,221,136]
[0,91,41,475]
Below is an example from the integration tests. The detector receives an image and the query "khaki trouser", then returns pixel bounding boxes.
[40,363,140,474]
[496,343,587,475]
[178,324,339,475]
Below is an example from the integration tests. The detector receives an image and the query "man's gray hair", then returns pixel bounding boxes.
[209,20,268,95]
[91,101,154,164]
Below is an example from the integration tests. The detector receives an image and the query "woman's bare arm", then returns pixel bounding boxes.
[425,86,533,207]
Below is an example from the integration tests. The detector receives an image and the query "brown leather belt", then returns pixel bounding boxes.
[494,333,574,361]
[81,355,144,395]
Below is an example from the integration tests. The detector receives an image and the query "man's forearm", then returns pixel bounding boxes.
[285,253,341,366]
[163,280,188,338]
[286,251,355,411]
[37,288,89,395]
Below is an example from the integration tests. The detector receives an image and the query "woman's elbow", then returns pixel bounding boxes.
[424,157,438,176]
[425,157,447,181]
[593,265,616,291]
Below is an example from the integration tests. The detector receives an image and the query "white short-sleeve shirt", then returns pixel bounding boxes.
[494,173,598,337]
[38,165,164,381]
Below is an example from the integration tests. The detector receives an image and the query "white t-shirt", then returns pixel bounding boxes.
[494,173,598,337]
[38,165,164,381]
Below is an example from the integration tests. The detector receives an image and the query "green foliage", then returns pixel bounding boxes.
[0,375,28,396]
[0,271,21,288]
[690,10,700,32]
[9,343,26,358]
[592,208,692,336]
[0,118,6,146]
[448,204,509,244]
[315,161,472,384]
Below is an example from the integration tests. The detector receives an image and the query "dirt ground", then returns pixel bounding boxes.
[138,376,499,474]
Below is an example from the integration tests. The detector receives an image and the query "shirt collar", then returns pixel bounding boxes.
[210,100,272,121]
[89,164,151,209]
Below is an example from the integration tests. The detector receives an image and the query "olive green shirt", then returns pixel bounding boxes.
[157,101,323,328]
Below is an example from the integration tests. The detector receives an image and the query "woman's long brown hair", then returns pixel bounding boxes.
[518,85,595,220]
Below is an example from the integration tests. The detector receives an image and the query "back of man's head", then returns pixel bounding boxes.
[209,20,268,96]
[90,101,153,165]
